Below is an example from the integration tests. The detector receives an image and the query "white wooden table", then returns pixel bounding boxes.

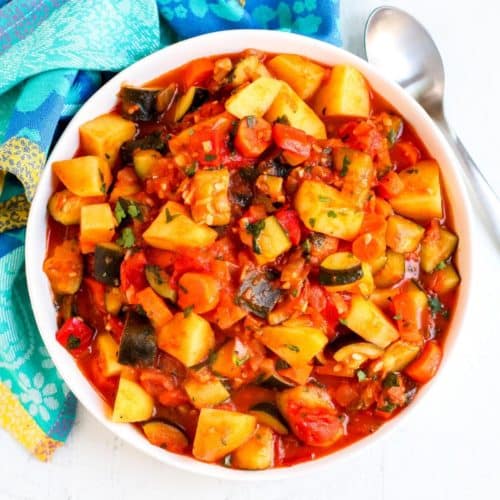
[1,1,499,498]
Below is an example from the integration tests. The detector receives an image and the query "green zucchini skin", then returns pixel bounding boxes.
[319,265,363,286]
[259,372,295,390]
[174,87,210,121]
[120,132,167,164]
[237,270,281,318]
[249,402,289,434]
[145,265,177,302]
[93,244,124,287]
[120,87,160,122]
[118,311,156,367]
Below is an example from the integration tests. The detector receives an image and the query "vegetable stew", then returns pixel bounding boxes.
[44,50,460,470]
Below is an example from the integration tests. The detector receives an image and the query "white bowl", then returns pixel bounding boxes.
[25,30,472,480]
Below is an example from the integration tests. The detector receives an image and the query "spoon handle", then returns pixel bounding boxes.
[437,119,500,249]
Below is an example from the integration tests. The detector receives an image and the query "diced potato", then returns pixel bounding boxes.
[373,250,405,288]
[333,342,383,369]
[53,156,111,197]
[370,287,400,313]
[80,203,116,252]
[259,325,328,368]
[256,174,285,203]
[333,148,375,207]
[133,149,162,180]
[420,227,458,273]
[225,77,282,119]
[188,168,231,226]
[425,264,460,295]
[252,215,292,265]
[48,190,103,225]
[294,179,364,240]
[96,333,122,377]
[389,161,443,221]
[267,54,325,100]
[210,340,242,379]
[80,113,136,166]
[265,82,326,139]
[111,377,154,423]
[43,239,83,295]
[367,253,388,274]
[157,311,215,367]
[192,409,256,462]
[143,201,217,251]
[184,376,230,409]
[386,215,425,253]
[232,425,274,470]
[313,65,370,118]
[344,295,399,348]
[230,55,271,86]
[382,340,420,374]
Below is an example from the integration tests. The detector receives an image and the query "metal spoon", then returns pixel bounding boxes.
[364,6,499,247]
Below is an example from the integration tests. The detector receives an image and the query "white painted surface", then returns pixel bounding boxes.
[1,0,499,498]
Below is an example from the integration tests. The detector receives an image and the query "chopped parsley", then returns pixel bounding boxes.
[183,305,194,317]
[185,163,197,177]
[435,261,447,270]
[127,202,140,218]
[327,210,337,218]
[309,217,316,228]
[383,372,399,388]
[117,227,135,248]
[204,153,217,162]
[275,359,290,370]
[187,128,195,136]
[246,219,266,254]
[387,128,398,146]
[393,314,402,321]
[246,115,256,128]
[165,207,180,223]
[379,401,396,413]
[285,344,300,352]
[340,155,350,177]
[114,201,127,224]
[318,195,331,203]
[428,295,448,317]
[67,335,81,350]
[98,170,107,194]
[291,289,299,298]
[276,115,289,125]
[232,352,249,367]
[356,369,367,382]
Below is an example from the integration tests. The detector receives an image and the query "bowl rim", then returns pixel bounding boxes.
[25,29,473,480]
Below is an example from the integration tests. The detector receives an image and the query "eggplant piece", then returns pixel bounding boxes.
[120,86,161,122]
[142,420,189,452]
[249,402,289,435]
[120,131,167,164]
[174,87,210,122]
[236,270,281,318]
[319,252,364,286]
[259,372,295,390]
[145,265,177,302]
[118,311,157,367]
[93,243,124,287]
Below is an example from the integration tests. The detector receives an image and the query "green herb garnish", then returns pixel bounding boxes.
[318,195,331,203]
[67,335,81,350]
[285,344,300,352]
[185,163,197,177]
[117,227,135,248]
[383,372,399,389]
[204,153,217,162]
[165,208,180,223]
[387,128,398,146]
[114,201,127,224]
[356,370,367,382]
[340,155,350,177]
[327,210,337,218]
[276,115,289,125]
[127,202,140,218]
[183,305,194,317]
[435,261,447,270]
[379,401,396,413]
[232,352,250,367]
[309,217,316,228]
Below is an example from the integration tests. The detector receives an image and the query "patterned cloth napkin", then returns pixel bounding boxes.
[0,0,341,461]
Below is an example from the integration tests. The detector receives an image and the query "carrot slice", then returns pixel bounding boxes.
[352,232,386,261]
[234,116,272,158]
[177,272,220,313]
[136,287,173,328]
[377,171,404,198]
[405,340,442,383]
[182,57,214,90]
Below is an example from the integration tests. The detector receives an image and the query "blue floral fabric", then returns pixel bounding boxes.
[0,0,341,459]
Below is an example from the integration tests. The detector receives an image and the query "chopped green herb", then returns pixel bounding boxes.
[309,217,316,228]
[246,115,256,128]
[318,195,331,203]
[393,314,402,321]
[291,289,299,298]
[187,128,195,136]
[165,208,180,223]
[387,128,398,146]
[275,359,290,370]
[183,305,194,317]
[185,163,197,177]
[117,228,135,248]
[428,295,446,316]
[302,238,311,254]
[208,351,218,366]
[204,153,217,162]
[127,202,140,218]
[67,335,81,350]
[383,372,400,389]
[356,369,367,382]
[98,170,107,194]
[276,115,289,125]
[246,219,266,254]
[114,201,127,224]
[285,344,300,352]
[379,401,396,413]
[435,261,447,271]
[104,153,111,160]
[340,155,350,177]
[232,352,250,367]
[327,210,337,218]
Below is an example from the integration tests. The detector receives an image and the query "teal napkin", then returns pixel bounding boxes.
[0,0,341,460]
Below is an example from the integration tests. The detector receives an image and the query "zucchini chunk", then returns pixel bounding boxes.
[143,421,189,453]
[48,190,101,226]
[143,201,217,251]
[236,270,281,318]
[373,250,405,288]
[259,372,295,391]
[95,333,122,377]
[333,342,383,370]
[313,64,370,118]
[192,409,257,462]
[210,339,242,379]
[145,264,177,302]
[80,113,136,166]
[232,425,274,470]
[93,243,124,287]
[225,77,282,119]
[43,240,83,295]
[389,161,443,221]
[249,402,289,435]
[294,180,364,241]
[319,252,363,286]
[133,149,162,180]
[174,86,210,122]
[420,227,458,273]
[111,376,154,423]
[79,203,116,253]
[386,215,425,253]
[189,168,231,226]
[121,131,167,164]
[120,86,161,122]
[118,311,157,367]
[53,156,111,197]
[259,325,328,368]
[267,54,325,100]
[183,374,230,409]
[276,385,344,447]
[157,311,215,367]
[265,81,327,139]
[382,340,420,374]
[344,295,399,348]
[245,215,292,265]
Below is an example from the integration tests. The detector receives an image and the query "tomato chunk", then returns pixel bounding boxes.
[272,123,311,159]
[274,208,302,245]
[56,317,94,357]
[234,116,272,158]
[405,340,442,383]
